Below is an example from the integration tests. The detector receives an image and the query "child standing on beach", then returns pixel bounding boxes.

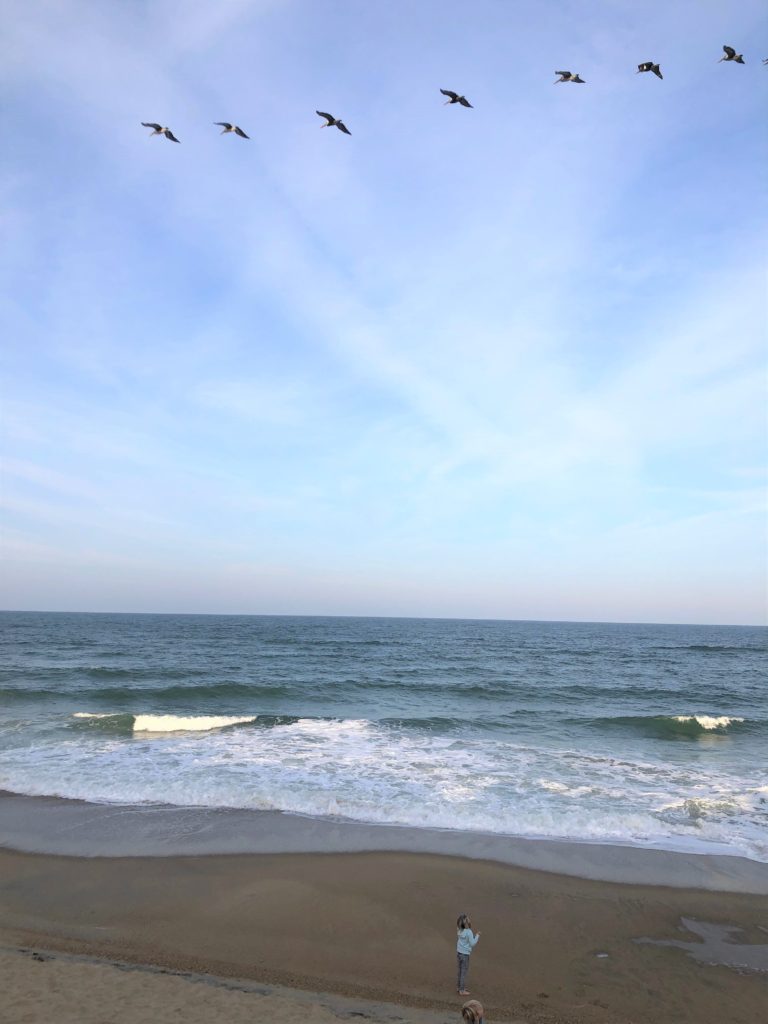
[456,913,480,995]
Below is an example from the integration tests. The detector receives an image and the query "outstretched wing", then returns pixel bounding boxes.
[316,110,334,123]
[142,122,162,131]
[555,71,570,77]
[164,130,180,143]
[440,89,459,100]
[652,64,663,79]
[234,126,249,138]
[459,97,473,107]
[336,121,351,135]
[723,45,736,58]
[214,122,233,130]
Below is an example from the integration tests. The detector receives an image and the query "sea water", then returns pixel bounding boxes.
[0,612,765,860]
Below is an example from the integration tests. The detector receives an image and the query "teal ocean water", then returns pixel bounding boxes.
[0,612,765,860]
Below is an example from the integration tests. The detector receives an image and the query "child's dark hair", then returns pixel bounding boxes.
[457,913,470,932]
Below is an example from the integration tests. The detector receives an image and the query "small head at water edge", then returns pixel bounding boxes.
[462,999,485,1023]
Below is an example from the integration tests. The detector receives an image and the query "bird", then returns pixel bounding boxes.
[316,111,351,134]
[637,61,663,79]
[440,89,473,107]
[214,122,249,138]
[141,122,180,142]
[719,45,745,63]
[554,71,585,83]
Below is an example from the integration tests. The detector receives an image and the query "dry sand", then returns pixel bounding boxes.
[1,848,767,1024]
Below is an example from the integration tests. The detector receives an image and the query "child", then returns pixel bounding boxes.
[461,999,485,1023]
[456,912,480,995]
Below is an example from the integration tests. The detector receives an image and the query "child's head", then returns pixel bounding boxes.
[457,913,471,932]
[461,1000,484,1023]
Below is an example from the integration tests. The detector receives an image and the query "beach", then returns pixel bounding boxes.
[2,613,766,1022]
[2,842,767,1024]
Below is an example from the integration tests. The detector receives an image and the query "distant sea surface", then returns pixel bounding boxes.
[1,612,766,860]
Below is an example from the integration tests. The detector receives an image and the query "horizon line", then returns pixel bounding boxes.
[0,608,765,629]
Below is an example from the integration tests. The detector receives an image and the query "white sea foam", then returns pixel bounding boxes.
[73,712,258,732]
[132,714,257,732]
[673,715,745,730]
[1,714,765,860]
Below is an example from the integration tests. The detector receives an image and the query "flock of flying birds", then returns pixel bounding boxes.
[142,45,766,143]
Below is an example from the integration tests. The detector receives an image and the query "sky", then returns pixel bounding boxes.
[1,0,766,624]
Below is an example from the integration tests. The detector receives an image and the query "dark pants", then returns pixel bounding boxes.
[456,952,470,991]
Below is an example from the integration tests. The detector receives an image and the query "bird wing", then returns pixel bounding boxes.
[316,111,334,122]
[164,130,180,142]
[215,122,233,129]
[440,89,459,100]
[234,126,249,138]
[723,45,736,57]
[336,121,351,135]
[555,71,570,77]
[459,97,473,107]
[652,65,663,78]
[142,122,162,131]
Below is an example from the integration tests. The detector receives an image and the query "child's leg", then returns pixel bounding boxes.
[457,952,469,992]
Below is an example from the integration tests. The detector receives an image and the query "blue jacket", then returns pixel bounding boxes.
[457,928,480,954]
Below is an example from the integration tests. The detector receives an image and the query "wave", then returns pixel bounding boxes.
[71,713,259,733]
[0,682,296,703]
[585,714,751,739]
[652,644,765,654]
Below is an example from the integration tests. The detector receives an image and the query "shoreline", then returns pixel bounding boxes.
[1,790,767,892]
[2,845,767,1024]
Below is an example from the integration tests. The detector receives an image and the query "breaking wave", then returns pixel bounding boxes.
[72,713,258,733]
[586,714,751,739]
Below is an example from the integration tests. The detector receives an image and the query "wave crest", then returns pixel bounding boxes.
[72,713,257,733]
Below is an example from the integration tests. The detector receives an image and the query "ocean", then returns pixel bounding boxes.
[0,611,766,861]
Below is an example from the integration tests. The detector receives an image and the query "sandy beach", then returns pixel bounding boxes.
[2,845,767,1024]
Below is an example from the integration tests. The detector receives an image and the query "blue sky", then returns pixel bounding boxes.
[1,0,766,623]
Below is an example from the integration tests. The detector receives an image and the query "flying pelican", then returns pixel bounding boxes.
[554,71,585,83]
[440,89,473,107]
[316,111,351,134]
[141,122,180,142]
[215,122,249,138]
[637,61,663,79]
[719,45,745,63]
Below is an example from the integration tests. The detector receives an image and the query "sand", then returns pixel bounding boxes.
[1,847,767,1024]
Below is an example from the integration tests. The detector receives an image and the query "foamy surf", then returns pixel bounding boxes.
[73,713,257,732]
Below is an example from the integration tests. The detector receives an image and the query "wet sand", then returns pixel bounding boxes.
[1,847,766,1024]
